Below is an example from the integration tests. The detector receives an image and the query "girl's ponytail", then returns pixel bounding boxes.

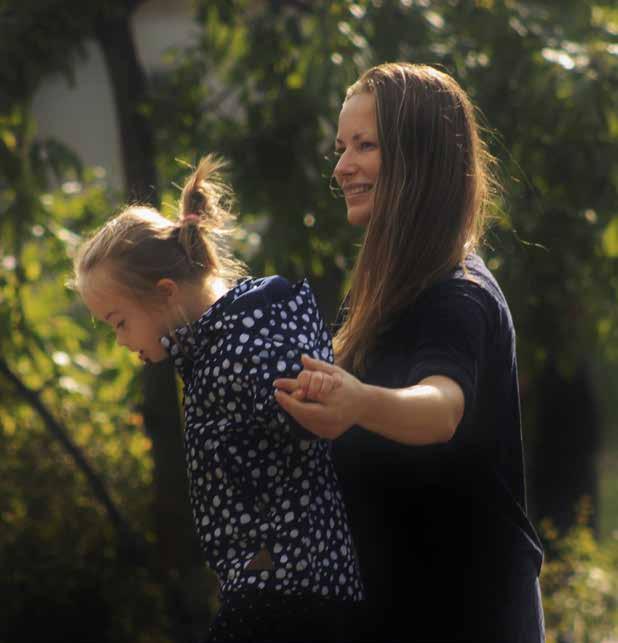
[179,155,232,231]
[176,155,246,282]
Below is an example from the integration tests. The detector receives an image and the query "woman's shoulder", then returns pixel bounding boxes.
[387,255,510,338]
[420,254,508,309]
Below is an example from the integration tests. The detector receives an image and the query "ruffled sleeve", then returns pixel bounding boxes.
[224,276,333,440]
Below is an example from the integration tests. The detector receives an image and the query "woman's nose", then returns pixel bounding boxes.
[334,151,355,182]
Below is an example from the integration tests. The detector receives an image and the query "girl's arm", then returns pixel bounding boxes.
[274,354,464,446]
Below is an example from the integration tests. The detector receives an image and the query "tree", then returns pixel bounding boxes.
[1,2,213,642]
[1,1,617,641]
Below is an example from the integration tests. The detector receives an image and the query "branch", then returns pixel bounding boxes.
[0,356,134,543]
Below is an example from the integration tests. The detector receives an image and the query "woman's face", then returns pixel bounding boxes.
[334,92,381,226]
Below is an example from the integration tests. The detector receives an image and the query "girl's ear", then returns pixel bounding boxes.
[155,278,179,302]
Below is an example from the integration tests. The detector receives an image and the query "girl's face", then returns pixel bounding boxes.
[334,92,381,226]
[80,267,172,364]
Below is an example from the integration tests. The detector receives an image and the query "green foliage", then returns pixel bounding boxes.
[0,104,169,641]
[0,424,169,643]
[151,1,371,315]
[148,0,618,369]
[540,498,618,643]
[1,1,618,641]
[0,0,137,106]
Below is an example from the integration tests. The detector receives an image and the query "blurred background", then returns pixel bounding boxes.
[0,1,617,642]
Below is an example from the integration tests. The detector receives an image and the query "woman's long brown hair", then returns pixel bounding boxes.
[333,63,499,374]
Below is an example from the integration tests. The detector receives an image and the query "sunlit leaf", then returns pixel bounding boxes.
[601,217,618,257]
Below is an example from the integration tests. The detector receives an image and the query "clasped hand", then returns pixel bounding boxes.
[274,354,363,440]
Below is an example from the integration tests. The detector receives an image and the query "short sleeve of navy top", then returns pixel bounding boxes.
[332,254,543,616]
[160,276,364,602]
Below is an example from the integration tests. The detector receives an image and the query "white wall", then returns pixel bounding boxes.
[132,0,200,71]
[31,0,198,191]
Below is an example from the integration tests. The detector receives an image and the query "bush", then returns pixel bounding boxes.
[540,498,618,643]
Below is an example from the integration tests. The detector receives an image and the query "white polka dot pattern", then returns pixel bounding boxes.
[160,276,364,602]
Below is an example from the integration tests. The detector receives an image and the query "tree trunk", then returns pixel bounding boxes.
[95,7,214,642]
[142,360,214,643]
[94,3,159,206]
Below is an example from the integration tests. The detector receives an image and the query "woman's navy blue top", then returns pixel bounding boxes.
[160,276,364,602]
[333,254,545,642]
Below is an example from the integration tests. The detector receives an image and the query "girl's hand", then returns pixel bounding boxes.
[273,354,364,440]
[290,367,343,402]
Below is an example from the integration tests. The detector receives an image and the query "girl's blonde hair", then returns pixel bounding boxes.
[333,62,500,373]
[69,155,247,306]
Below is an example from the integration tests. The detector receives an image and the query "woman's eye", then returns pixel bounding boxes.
[360,141,376,151]
[116,321,125,330]
[333,149,343,157]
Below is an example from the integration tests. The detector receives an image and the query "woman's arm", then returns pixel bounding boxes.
[274,354,464,446]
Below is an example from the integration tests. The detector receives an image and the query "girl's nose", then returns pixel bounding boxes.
[116,334,129,349]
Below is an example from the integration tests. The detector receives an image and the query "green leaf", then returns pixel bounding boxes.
[602,217,618,258]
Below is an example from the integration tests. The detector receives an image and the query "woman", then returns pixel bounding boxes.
[274,63,545,642]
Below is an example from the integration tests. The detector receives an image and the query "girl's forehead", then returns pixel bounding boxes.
[80,269,130,317]
[80,266,116,297]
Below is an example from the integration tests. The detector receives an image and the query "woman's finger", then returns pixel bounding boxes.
[325,373,341,397]
[320,374,333,397]
[332,372,344,389]
[297,370,313,393]
[307,371,324,400]
[301,354,338,374]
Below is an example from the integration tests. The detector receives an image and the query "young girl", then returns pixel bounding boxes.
[70,156,364,642]
[275,63,546,642]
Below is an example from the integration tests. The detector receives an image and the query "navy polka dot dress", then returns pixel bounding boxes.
[160,276,364,606]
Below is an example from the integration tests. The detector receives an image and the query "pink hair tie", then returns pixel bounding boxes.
[182,213,201,225]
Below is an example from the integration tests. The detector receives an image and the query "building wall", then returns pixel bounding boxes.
[31,0,197,191]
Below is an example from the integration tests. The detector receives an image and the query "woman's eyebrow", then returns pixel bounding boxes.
[336,131,371,145]
[104,311,119,321]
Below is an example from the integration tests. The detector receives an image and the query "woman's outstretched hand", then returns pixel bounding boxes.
[273,354,364,440]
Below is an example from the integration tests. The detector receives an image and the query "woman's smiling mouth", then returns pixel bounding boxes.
[343,183,373,197]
